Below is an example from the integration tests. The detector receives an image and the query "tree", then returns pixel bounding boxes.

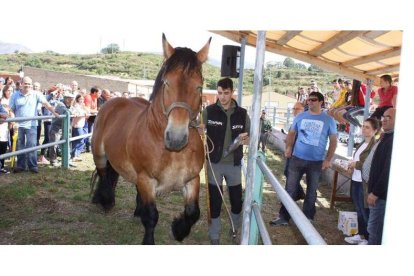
[308,64,323,72]
[295,63,307,70]
[283,57,295,68]
[276,71,282,78]
[101,43,120,54]
[285,72,291,79]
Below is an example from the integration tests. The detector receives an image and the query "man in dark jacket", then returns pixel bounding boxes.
[202,78,250,245]
[367,108,395,245]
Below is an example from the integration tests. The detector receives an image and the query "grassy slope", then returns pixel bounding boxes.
[0,52,339,95]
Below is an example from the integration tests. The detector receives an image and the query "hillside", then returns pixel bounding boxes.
[0,51,339,98]
[0,41,32,54]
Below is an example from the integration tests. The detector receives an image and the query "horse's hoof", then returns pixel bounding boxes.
[102,202,115,212]
[142,236,155,245]
[171,218,190,242]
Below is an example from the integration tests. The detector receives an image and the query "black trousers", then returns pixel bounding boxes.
[208,184,243,218]
[0,141,8,168]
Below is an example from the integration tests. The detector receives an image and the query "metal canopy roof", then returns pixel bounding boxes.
[212,30,402,86]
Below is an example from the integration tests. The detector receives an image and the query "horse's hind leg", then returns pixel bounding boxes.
[172,176,201,242]
[92,160,119,210]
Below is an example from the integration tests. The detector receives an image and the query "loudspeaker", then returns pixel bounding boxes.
[221,45,241,78]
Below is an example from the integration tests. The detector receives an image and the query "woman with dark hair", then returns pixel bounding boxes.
[341,80,375,127]
[370,74,397,119]
[345,117,381,245]
[0,85,14,173]
[4,77,14,87]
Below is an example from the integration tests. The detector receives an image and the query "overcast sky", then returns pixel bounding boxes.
[0,1,301,68]
[2,29,290,68]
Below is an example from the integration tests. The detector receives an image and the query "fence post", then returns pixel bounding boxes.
[248,151,266,244]
[272,106,276,127]
[62,110,71,168]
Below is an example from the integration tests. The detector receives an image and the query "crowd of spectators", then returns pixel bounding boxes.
[269,75,398,245]
[0,76,131,174]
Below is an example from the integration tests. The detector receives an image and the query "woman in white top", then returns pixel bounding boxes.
[0,85,13,173]
[345,118,381,245]
[71,94,88,161]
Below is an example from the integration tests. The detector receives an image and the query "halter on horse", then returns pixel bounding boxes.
[91,34,210,244]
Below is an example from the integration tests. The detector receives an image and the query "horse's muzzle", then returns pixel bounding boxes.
[165,128,188,151]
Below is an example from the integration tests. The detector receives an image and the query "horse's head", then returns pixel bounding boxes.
[153,33,211,151]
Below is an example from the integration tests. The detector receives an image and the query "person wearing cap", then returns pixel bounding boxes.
[8,76,59,173]
[47,92,75,166]
[37,86,62,164]
[270,92,337,226]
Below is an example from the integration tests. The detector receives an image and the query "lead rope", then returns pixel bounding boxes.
[199,111,236,238]
[199,110,211,224]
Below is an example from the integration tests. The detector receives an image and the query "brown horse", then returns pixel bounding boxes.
[91,34,210,244]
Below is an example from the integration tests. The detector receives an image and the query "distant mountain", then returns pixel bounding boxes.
[0,41,32,54]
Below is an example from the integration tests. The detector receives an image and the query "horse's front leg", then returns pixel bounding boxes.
[136,175,158,245]
[171,175,201,242]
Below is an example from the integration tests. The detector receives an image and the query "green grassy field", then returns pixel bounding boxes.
[0,147,353,245]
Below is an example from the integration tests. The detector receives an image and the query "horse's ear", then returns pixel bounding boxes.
[196,37,212,63]
[162,33,175,59]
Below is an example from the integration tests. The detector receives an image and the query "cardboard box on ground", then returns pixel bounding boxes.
[338,211,358,236]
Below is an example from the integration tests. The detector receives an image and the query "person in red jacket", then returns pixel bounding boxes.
[370,75,397,120]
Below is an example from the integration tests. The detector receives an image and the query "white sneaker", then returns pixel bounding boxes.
[344,234,363,245]
[358,239,368,245]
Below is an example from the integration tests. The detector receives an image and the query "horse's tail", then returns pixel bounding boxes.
[89,168,99,198]
[91,161,119,211]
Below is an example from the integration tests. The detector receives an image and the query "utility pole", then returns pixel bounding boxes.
[267,74,272,108]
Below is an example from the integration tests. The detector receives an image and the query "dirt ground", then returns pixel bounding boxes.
[0,147,354,245]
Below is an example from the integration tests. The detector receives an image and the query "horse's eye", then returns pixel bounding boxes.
[197,86,203,93]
